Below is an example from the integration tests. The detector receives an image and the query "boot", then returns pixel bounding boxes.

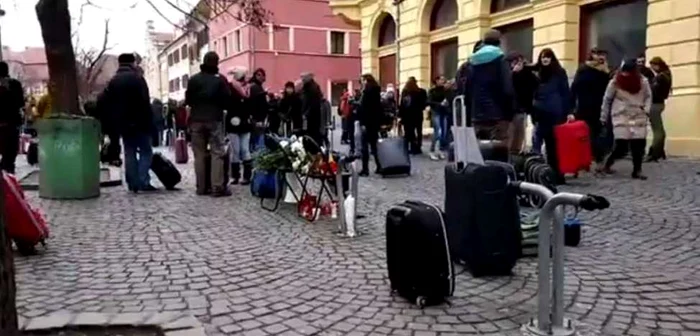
[241,160,253,185]
[230,162,241,185]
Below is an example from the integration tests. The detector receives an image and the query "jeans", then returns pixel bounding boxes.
[346,117,356,152]
[250,127,266,152]
[430,111,448,152]
[605,138,646,174]
[0,125,20,174]
[648,103,666,159]
[537,124,561,179]
[122,133,153,191]
[531,123,543,154]
[228,133,251,164]
[191,121,226,193]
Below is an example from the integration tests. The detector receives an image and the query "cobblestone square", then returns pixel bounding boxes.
[11,147,700,335]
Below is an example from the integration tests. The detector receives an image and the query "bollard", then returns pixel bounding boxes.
[335,160,347,235]
[516,182,610,336]
[335,158,361,238]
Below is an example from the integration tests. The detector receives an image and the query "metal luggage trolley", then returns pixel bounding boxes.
[513,181,610,336]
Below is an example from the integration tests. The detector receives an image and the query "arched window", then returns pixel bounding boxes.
[491,0,529,13]
[378,16,396,47]
[430,0,458,31]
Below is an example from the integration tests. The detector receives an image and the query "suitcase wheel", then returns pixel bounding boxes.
[416,296,427,308]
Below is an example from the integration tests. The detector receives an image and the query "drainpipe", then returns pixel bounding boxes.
[250,25,256,71]
[392,0,404,88]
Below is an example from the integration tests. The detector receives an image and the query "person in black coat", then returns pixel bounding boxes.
[358,74,382,176]
[102,53,155,192]
[300,72,324,146]
[278,81,302,136]
[647,56,672,162]
[399,76,427,154]
[507,52,538,154]
[248,68,269,152]
[151,98,165,147]
[571,47,612,165]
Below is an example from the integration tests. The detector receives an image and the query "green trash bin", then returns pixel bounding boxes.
[35,116,101,199]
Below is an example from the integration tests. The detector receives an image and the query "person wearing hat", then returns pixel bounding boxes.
[506,51,538,154]
[101,53,155,192]
[599,58,652,180]
[461,29,515,146]
[185,51,233,196]
[570,47,612,166]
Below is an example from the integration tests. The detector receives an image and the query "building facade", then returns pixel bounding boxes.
[3,46,49,97]
[143,20,174,101]
[329,0,700,156]
[208,0,362,104]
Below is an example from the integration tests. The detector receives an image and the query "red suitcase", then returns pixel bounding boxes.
[174,131,188,164]
[554,121,592,175]
[2,172,49,255]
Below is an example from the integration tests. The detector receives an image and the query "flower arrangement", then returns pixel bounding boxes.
[253,136,311,173]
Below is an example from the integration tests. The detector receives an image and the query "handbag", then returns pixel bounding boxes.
[250,169,281,199]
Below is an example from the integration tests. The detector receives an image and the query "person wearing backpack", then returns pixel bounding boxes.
[0,61,26,174]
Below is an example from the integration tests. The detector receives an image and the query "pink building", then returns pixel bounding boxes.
[208,0,361,104]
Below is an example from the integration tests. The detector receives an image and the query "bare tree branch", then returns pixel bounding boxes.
[146,0,272,33]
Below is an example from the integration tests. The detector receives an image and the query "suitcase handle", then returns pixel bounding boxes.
[452,95,470,127]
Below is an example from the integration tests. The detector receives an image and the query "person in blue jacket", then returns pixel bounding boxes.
[532,48,573,184]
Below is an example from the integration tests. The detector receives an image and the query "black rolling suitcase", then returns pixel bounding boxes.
[386,200,454,307]
[151,153,182,190]
[27,140,39,166]
[444,95,521,277]
[376,135,411,177]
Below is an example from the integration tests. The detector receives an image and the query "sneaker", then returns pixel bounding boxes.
[212,188,232,197]
[141,185,158,192]
[429,152,440,161]
[632,172,648,180]
[438,152,446,160]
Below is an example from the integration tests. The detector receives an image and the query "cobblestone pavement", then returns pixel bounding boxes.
[11,141,700,336]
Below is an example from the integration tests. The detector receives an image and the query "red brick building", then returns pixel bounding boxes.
[208,0,361,104]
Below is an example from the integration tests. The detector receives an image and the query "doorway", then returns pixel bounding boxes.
[431,38,458,81]
[379,54,397,89]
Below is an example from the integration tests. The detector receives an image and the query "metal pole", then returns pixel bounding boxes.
[335,161,347,234]
[393,0,403,87]
[0,8,6,61]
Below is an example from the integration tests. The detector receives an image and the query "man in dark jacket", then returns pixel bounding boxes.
[0,61,25,174]
[507,52,538,154]
[300,72,325,146]
[636,53,655,83]
[103,53,155,192]
[358,74,382,175]
[279,81,302,137]
[462,30,515,145]
[571,48,611,164]
[185,51,232,197]
[151,98,165,147]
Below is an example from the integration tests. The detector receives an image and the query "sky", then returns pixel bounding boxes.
[1,0,195,55]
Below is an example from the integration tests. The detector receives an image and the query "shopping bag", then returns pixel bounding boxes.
[451,95,483,165]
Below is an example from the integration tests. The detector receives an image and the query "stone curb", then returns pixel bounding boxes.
[19,311,206,336]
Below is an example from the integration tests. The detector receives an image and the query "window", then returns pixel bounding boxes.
[173,49,180,64]
[234,30,242,52]
[182,75,189,88]
[181,45,188,60]
[378,15,396,47]
[175,78,181,91]
[167,54,173,66]
[429,0,458,31]
[430,38,458,80]
[223,36,229,57]
[498,19,534,63]
[580,0,647,70]
[330,31,346,55]
[490,0,529,13]
[213,41,219,55]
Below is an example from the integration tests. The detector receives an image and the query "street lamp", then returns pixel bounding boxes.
[392,0,403,88]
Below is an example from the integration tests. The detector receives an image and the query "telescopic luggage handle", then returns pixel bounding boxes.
[452,95,470,128]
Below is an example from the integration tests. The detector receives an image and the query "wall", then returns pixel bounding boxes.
[208,0,361,97]
[331,0,700,156]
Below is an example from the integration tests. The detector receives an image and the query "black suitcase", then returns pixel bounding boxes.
[444,163,521,277]
[151,153,181,190]
[386,200,454,307]
[376,137,411,177]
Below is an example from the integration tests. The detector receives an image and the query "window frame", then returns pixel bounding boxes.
[234,30,242,52]
[378,16,397,47]
[490,0,529,14]
[181,45,188,60]
[429,0,458,31]
[167,54,173,66]
[330,31,346,55]
[173,49,180,64]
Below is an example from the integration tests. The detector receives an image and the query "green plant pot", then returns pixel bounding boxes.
[35,116,101,199]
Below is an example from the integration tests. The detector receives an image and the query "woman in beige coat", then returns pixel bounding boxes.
[600,59,652,180]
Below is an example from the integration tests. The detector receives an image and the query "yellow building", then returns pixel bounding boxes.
[329,0,700,156]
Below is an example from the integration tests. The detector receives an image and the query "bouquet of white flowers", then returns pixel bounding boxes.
[278,136,311,173]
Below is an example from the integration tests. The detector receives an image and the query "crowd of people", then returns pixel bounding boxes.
[0,28,675,196]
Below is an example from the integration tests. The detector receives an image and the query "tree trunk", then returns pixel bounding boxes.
[36,0,81,115]
[0,174,19,336]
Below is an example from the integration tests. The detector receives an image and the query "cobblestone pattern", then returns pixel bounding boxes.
[10,144,700,336]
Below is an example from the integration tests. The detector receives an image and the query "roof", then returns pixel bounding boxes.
[151,32,174,43]
[4,47,47,65]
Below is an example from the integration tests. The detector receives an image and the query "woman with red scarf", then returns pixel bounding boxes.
[599,59,652,180]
